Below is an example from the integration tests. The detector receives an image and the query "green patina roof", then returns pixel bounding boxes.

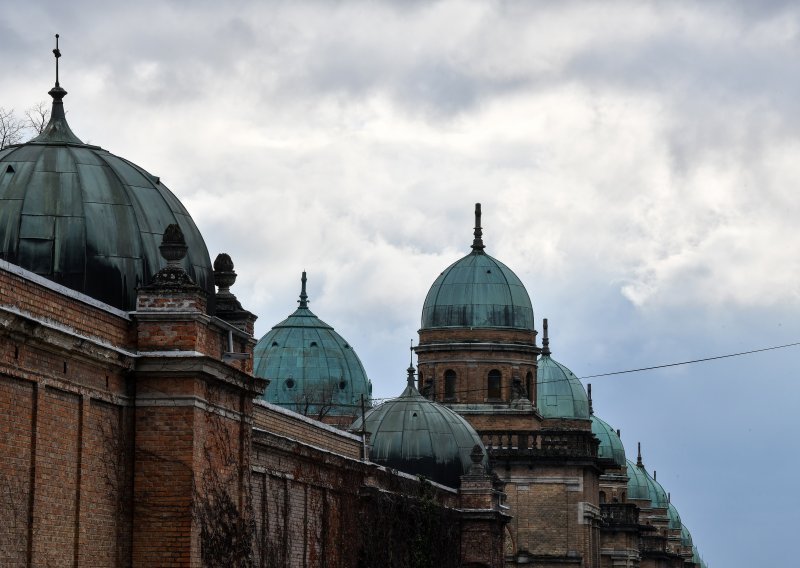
[692,545,707,567]
[626,455,668,508]
[421,205,534,331]
[351,369,487,488]
[681,524,693,548]
[536,354,590,419]
[626,458,651,501]
[667,502,682,530]
[591,415,626,466]
[0,78,213,310]
[253,273,372,416]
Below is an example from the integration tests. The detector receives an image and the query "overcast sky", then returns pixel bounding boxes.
[4,1,800,565]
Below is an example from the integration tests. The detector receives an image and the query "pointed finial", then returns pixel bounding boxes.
[668,492,671,503]
[49,34,67,104]
[588,383,593,415]
[653,470,657,481]
[298,271,309,308]
[407,341,416,387]
[471,203,485,252]
[637,442,643,467]
[541,318,551,355]
[53,34,61,87]
[617,428,621,438]
[30,34,83,145]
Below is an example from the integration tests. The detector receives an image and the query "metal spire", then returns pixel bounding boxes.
[49,34,67,105]
[541,318,551,355]
[31,34,83,145]
[53,34,61,87]
[588,383,593,415]
[298,271,309,308]
[407,340,416,388]
[471,203,485,252]
[637,442,643,468]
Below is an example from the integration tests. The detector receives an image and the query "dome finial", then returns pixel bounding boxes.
[541,318,551,355]
[32,34,83,145]
[471,203,485,252]
[53,34,61,88]
[407,340,417,387]
[587,383,593,415]
[298,271,309,308]
[48,34,67,108]
[637,441,644,468]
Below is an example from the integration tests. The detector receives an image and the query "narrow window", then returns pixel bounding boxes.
[444,370,456,400]
[488,369,502,400]
[526,371,533,400]
[599,491,606,504]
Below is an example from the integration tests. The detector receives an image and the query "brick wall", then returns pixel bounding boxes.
[0,263,136,567]
[416,327,539,405]
[0,260,133,348]
[251,426,465,568]
[253,400,363,460]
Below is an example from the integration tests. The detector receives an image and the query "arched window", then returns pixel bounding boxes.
[444,370,457,400]
[599,491,606,504]
[525,371,534,401]
[488,369,502,400]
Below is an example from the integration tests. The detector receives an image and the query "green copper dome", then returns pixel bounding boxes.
[536,322,590,419]
[591,415,626,466]
[0,71,213,310]
[626,458,651,501]
[692,546,707,567]
[254,273,372,416]
[667,502,682,530]
[681,524,693,548]
[421,204,534,331]
[626,448,668,508]
[351,367,487,488]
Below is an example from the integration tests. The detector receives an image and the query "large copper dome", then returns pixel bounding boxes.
[0,73,213,310]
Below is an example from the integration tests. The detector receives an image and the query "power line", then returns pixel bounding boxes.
[266,340,800,406]
[578,341,800,379]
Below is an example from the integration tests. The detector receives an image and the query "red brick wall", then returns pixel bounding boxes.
[416,327,539,404]
[251,427,464,568]
[0,375,35,566]
[253,401,363,460]
[0,261,133,348]
[1,264,136,567]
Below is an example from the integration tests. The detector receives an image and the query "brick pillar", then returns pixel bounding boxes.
[131,225,266,567]
[459,445,510,568]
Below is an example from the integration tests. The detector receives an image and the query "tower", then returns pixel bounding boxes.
[416,204,603,566]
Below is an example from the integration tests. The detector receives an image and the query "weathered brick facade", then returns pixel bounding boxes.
[416,314,700,568]
[0,255,508,567]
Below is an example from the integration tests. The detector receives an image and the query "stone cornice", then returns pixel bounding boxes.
[0,304,135,370]
[135,354,266,397]
[415,342,539,354]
